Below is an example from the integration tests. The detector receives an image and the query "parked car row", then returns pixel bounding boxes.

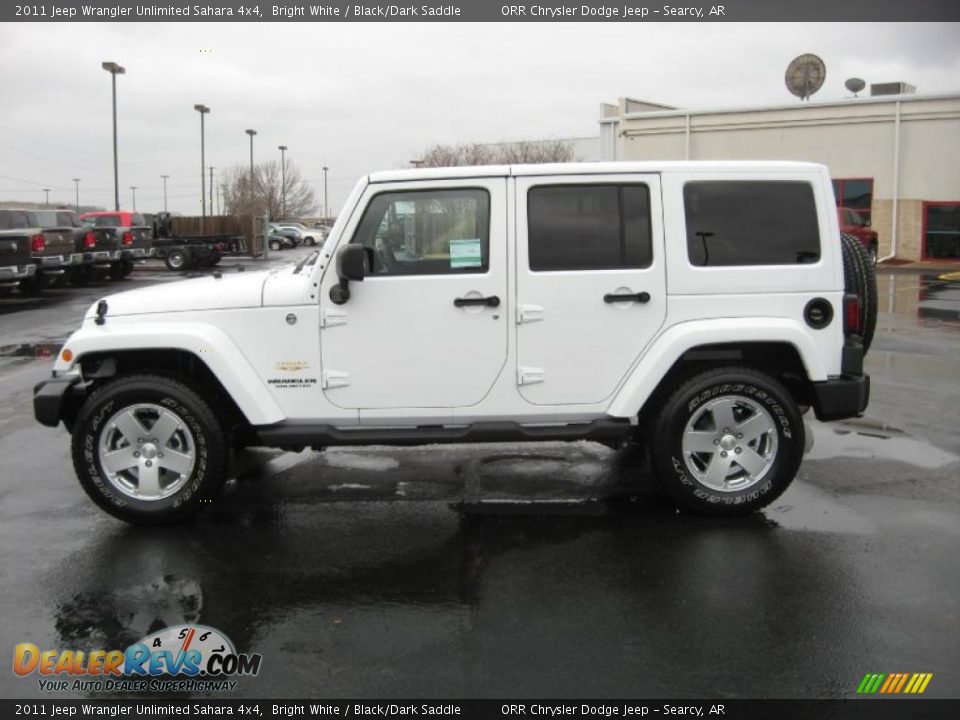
[0,208,134,295]
[266,222,327,249]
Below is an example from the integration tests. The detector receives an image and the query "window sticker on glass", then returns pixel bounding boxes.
[450,239,482,268]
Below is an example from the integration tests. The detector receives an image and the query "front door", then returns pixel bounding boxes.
[515,174,666,405]
[320,179,508,411]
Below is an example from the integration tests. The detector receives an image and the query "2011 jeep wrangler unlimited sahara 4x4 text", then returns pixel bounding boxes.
[34,162,873,524]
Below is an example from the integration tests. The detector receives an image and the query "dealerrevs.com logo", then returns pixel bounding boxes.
[13,624,262,693]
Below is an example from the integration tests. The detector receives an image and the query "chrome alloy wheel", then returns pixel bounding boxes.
[98,403,196,501]
[681,396,779,493]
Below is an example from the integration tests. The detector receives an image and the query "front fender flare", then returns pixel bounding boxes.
[53,322,285,426]
[606,318,828,418]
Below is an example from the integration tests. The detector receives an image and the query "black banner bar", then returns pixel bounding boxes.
[2,699,960,720]
[3,0,960,23]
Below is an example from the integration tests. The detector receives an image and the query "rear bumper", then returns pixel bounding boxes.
[0,264,36,282]
[121,247,149,259]
[84,250,122,266]
[36,253,84,271]
[33,374,81,428]
[811,336,870,421]
[811,374,870,421]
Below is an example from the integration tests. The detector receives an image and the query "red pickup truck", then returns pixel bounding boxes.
[838,207,878,263]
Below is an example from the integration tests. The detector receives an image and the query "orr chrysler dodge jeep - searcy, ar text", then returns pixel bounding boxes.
[34,162,874,525]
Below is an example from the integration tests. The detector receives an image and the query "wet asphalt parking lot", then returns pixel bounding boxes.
[1,255,958,700]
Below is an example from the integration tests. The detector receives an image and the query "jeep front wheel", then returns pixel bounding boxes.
[650,367,804,516]
[71,375,228,524]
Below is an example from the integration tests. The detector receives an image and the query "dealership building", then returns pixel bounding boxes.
[598,90,960,261]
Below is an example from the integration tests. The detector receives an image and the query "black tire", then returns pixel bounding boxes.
[109,260,133,280]
[18,273,47,296]
[650,366,805,516]
[71,374,228,525]
[840,233,878,352]
[165,249,189,271]
[68,266,92,287]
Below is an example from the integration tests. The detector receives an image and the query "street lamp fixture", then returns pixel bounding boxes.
[195,104,210,226]
[43,188,51,206]
[278,145,287,218]
[73,178,81,210]
[101,61,125,211]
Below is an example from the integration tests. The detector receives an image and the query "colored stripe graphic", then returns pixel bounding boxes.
[857,672,932,694]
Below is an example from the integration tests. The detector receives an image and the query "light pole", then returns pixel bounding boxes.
[130,186,137,211]
[73,178,81,210]
[322,166,329,223]
[101,61,125,212]
[245,129,257,213]
[209,166,214,217]
[43,188,51,206]
[278,145,287,218]
[160,174,169,213]
[194,104,210,227]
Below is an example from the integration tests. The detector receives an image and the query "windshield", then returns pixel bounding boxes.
[34,210,59,228]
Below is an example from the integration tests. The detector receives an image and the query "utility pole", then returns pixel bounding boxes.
[101,62,125,211]
[130,186,137,211]
[278,145,287,218]
[72,179,81,210]
[209,166,214,217]
[322,166,329,223]
[194,104,210,230]
[245,129,257,214]
[161,174,169,213]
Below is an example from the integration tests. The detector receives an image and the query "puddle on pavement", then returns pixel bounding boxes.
[806,417,958,469]
[876,271,960,330]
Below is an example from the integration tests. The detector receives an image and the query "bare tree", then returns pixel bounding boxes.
[416,140,575,168]
[222,160,317,220]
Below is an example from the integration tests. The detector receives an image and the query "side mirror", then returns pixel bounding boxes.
[330,244,374,305]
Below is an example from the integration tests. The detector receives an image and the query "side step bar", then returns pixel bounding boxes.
[254,419,634,448]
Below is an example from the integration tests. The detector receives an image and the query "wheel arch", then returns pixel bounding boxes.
[608,319,826,420]
[55,324,284,430]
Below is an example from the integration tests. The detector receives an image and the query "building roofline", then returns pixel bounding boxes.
[604,91,960,122]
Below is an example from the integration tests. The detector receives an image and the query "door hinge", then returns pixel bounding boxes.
[322,370,350,389]
[518,366,545,386]
[517,304,544,324]
[321,308,348,328]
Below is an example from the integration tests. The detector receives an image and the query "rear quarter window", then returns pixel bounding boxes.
[684,181,820,266]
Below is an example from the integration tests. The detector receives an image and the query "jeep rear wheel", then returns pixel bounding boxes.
[650,367,804,516]
[841,233,878,352]
[71,374,228,525]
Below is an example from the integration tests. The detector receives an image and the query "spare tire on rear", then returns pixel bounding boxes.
[840,233,878,353]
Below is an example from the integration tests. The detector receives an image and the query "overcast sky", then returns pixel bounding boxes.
[1,22,957,216]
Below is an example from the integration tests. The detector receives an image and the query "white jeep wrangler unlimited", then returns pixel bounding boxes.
[34,162,874,524]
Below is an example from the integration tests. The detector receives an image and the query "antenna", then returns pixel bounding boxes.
[844,77,866,97]
[785,54,826,101]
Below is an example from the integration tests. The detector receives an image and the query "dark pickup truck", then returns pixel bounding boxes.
[0,209,81,294]
[34,209,122,285]
[79,211,152,277]
[149,212,243,271]
[0,231,37,296]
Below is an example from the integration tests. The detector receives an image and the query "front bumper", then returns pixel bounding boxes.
[33,374,82,428]
[0,264,36,282]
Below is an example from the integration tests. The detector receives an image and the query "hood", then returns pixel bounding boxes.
[87,271,272,319]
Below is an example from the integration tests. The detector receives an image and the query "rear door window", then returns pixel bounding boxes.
[684,181,820,266]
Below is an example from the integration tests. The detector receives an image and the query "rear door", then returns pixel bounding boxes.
[515,174,667,405]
